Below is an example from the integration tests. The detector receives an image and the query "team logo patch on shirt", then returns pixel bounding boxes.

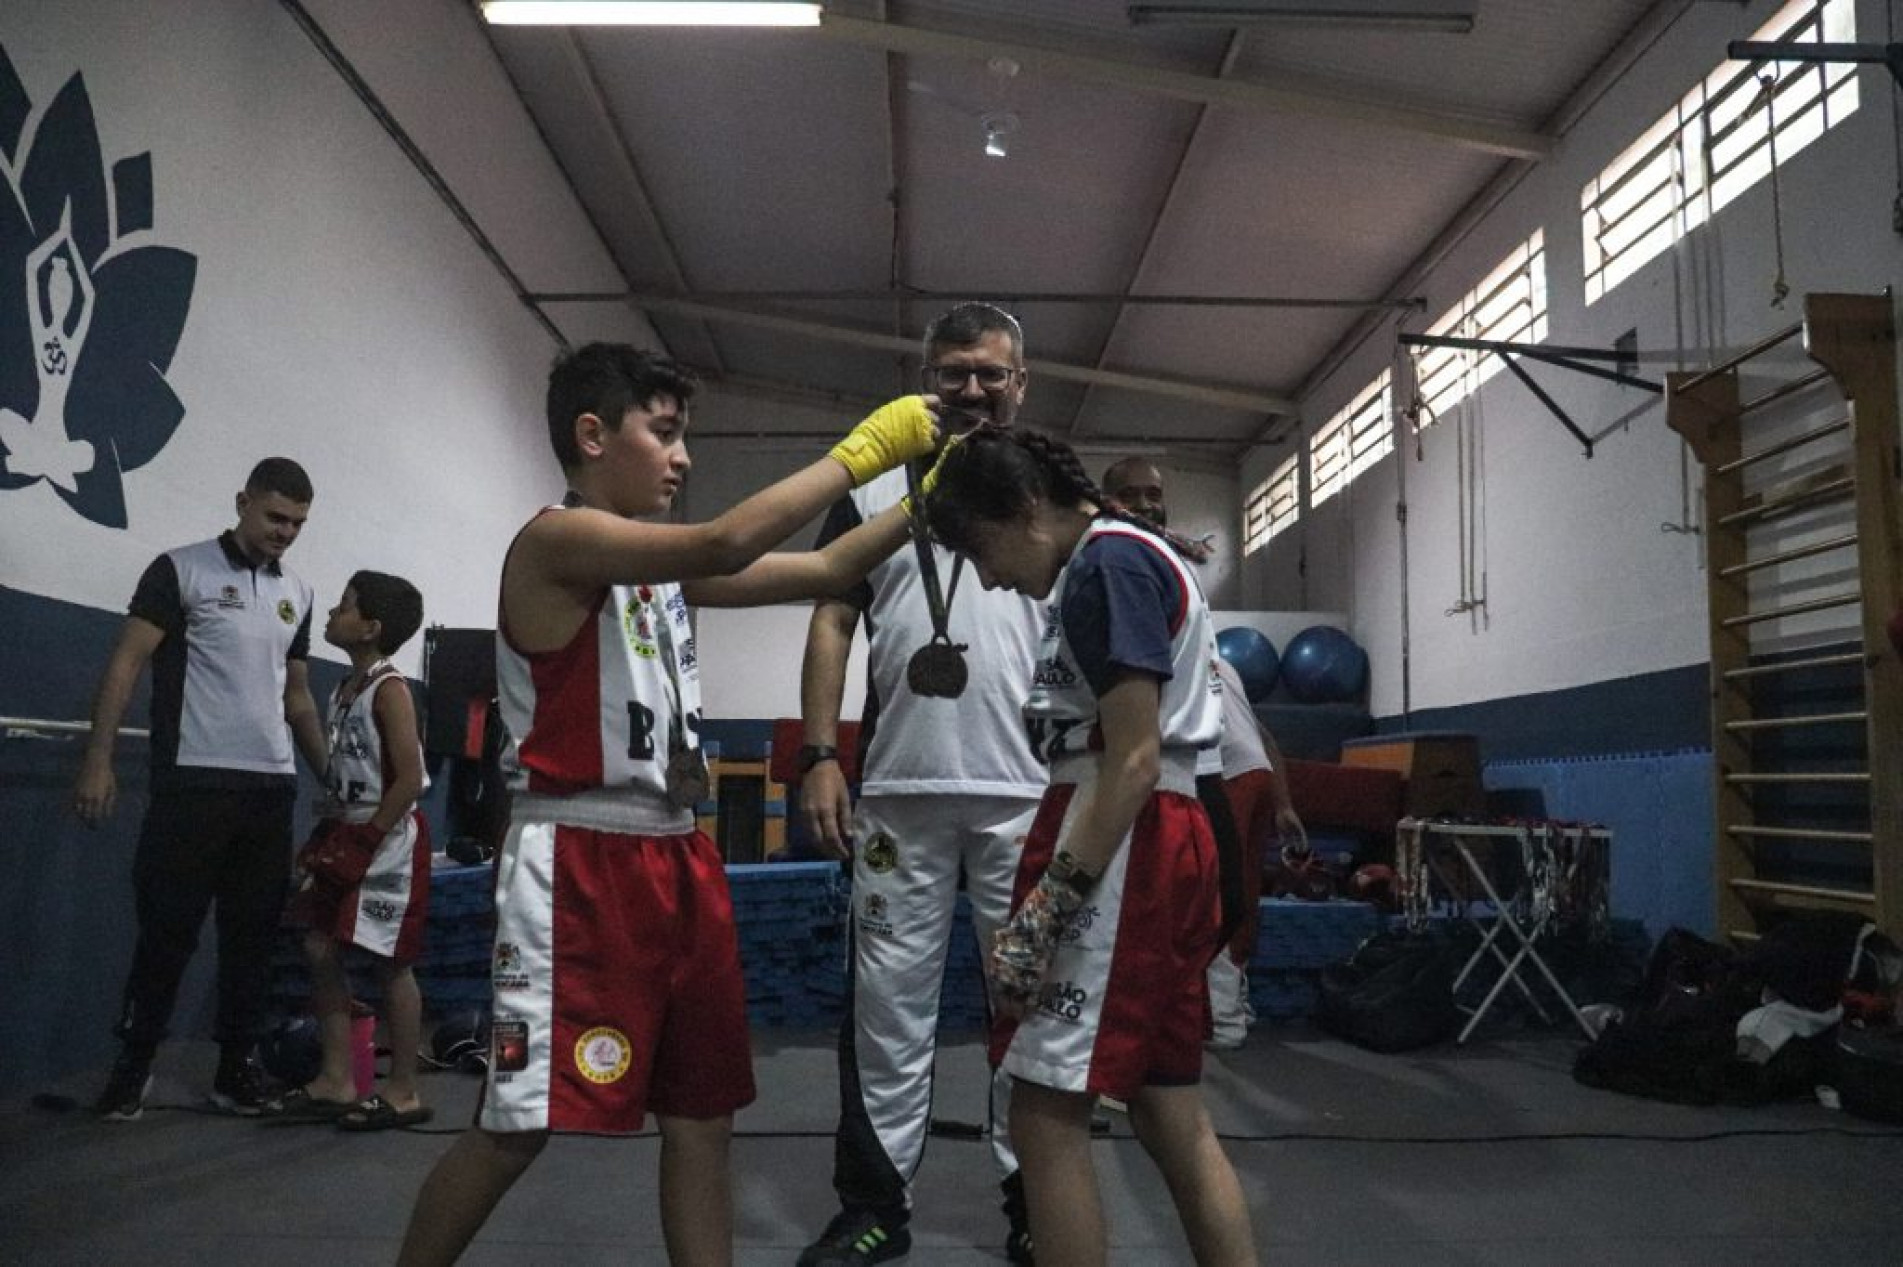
[575,1026,633,1083]
[623,595,659,659]
[1033,655,1077,688]
[276,598,297,624]
[217,585,244,609]
[862,832,899,874]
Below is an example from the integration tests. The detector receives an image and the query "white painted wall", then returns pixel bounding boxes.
[695,603,870,722]
[1240,0,1903,719]
[0,1,666,679]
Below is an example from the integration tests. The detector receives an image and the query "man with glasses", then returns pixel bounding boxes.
[797,304,1046,1265]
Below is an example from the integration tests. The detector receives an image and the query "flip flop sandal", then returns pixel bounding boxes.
[336,1094,434,1131]
[260,1086,357,1123]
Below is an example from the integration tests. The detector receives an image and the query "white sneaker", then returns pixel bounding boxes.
[1206,954,1250,1049]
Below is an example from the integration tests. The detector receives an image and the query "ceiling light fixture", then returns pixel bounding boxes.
[1127,1,1476,32]
[982,112,1018,159]
[481,1,822,26]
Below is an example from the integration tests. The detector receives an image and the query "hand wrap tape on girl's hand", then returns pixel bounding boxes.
[829,396,939,487]
[988,869,1089,1013]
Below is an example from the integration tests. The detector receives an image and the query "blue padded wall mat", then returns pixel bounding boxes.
[1485,750,1713,938]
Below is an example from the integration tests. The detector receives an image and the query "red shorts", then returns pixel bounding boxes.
[285,811,431,964]
[1223,768,1276,961]
[478,817,756,1134]
[991,782,1222,1099]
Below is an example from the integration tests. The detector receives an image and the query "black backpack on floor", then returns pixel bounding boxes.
[1316,929,1465,1053]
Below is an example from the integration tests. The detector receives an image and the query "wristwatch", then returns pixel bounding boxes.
[796,743,840,774]
[1046,849,1101,894]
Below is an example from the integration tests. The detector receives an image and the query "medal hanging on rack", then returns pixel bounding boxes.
[903,457,969,699]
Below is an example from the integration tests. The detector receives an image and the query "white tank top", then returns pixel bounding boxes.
[321,660,430,821]
[495,507,702,830]
[1024,519,1222,767]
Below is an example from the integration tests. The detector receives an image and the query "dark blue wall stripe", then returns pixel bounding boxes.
[1375,662,1710,762]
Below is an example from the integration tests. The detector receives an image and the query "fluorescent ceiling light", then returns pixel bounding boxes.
[1128,1,1476,32]
[482,2,822,26]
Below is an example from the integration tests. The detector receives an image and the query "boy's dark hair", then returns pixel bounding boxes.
[246,457,313,504]
[350,570,425,655]
[922,303,1024,364]
[546,343,698,469]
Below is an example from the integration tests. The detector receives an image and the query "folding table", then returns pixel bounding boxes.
[1395,817,1612,1043]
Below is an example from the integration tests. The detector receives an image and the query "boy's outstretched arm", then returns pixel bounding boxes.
[683,503,911,608]
[525,397,936,597]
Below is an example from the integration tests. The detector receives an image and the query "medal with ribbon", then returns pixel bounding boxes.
[645,585,709,809]
[902,457,969,699]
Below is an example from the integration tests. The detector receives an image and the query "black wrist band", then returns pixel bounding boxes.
[796,744,839,774]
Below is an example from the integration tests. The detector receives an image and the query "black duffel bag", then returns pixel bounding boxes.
[1836,1024,1903,1124]
[1316,929,1465,1053]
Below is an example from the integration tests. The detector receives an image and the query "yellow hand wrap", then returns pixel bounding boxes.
[899,430,965,517]
[829,396,939,487]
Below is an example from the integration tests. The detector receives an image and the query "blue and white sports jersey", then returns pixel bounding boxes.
[1023,519,1221,765]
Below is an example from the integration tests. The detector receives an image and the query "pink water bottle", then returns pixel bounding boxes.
[348,1000,377,1099]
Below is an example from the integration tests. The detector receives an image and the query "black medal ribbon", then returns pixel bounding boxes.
[646,586,709,810]
[902,458,968,699]
[664,735,711,810]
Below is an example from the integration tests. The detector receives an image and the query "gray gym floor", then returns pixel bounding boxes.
[4,1027,1900,1265]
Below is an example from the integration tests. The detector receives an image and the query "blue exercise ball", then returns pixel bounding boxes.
[1215,626,1280,703]
[1280,625,1368,704]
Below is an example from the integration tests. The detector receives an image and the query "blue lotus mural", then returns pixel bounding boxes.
[1,44,196,529]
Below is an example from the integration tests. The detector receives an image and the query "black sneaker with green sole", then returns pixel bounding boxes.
[797,1207,912,1264]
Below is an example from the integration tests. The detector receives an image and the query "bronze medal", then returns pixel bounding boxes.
[906,637,969,698]
[664,746,711,810]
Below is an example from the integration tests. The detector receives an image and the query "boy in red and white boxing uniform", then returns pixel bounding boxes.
[277,570,432,1129]
[397,344,941,1265]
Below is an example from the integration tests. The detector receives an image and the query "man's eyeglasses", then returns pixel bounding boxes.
[926,364,1020,394]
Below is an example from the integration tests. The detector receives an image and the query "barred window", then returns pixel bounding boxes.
[1310,370,1391,509]
[1583,0,1856,304]
[1242,451,1299,556]
[1413,231,1548,424]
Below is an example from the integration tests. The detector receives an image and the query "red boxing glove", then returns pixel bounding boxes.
[296,818,386,890]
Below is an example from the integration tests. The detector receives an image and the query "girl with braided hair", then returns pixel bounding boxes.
[922,425,1258,1266]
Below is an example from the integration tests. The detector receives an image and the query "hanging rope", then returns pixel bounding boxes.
[1891,0,1903,232]
[1663,114,1699,536]
[1755,73,1791,308]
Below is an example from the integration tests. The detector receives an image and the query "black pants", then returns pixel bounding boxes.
[114,784,295,1054]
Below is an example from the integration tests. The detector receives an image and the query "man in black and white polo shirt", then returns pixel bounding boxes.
[74,456,329,1119]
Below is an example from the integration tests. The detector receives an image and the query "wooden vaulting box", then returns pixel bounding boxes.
[1339,732,1485,819]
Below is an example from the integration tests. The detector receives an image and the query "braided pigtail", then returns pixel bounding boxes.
[924,426,1211,562]
[1021,431,1212,562]
[1014,430,1104,510]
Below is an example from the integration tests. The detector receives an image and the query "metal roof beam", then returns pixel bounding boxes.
[811,13,1552,159]
[619,293,1297,415]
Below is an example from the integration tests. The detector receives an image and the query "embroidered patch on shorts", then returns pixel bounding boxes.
[862,831,898,874]
[575,1026,633,1084]
[493,1019,530,1073]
